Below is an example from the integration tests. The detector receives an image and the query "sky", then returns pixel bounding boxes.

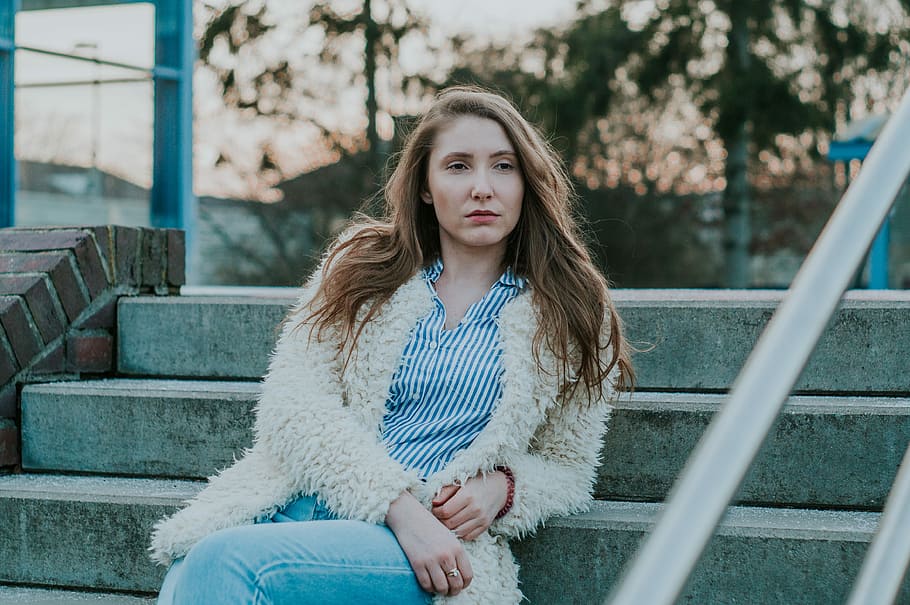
[415,0,575,38]
[13,1,573,196]
[15,3,156,187]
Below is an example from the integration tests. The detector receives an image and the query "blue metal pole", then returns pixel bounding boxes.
[867,219,890,288]
[0,1,18,228]
[152,0,195,262]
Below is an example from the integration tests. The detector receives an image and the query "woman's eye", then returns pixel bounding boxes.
[447,162,468,171]
[495,161,514,171]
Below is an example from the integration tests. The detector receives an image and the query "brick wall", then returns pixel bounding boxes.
[0,226,184,467]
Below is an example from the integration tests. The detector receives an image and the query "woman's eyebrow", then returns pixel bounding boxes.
[440,152,472,162]
[439,150,516,161]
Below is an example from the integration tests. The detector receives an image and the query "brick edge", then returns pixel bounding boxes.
[0,226,185,468]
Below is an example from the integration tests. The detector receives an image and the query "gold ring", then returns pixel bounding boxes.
[446,567,460,578]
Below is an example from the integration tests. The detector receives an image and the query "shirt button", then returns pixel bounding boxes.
[411,393,420,401]
[429,341,438,350]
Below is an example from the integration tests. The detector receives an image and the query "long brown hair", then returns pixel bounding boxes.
[302,85,633,399]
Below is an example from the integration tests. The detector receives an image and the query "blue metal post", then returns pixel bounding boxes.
[152,0,195,258]
[829,142,891,289]
[0,1,18,227]
[867,219,891,288]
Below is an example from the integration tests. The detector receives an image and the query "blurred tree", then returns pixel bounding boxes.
[306,0,437,174]
[445,6,639,164]
[198,0,436,189]
[197,0,909,286]
[450,0,910,287]
[619,0,907,286]
[196,0,444,283]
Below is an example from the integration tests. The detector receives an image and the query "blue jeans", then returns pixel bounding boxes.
[157,495,431,604]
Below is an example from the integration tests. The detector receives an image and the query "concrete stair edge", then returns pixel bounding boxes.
[0,586,155,604]
[19,380,910,509]
[115,296,910,392]
[1,475,897,599]
[513,500,908,605]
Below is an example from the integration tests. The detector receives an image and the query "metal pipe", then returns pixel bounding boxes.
[868,218,892,288]
[846,444,910,605]
[16,44,152,73]
[16,77,149,88]
[151,65,181,81]
[606,84,910,605]
[0,1,15,228]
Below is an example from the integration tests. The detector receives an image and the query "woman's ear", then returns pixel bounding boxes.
[420,190,433,204]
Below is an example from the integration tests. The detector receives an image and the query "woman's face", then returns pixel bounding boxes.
[422,116,524,261]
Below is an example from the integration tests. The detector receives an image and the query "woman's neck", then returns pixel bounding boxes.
[436,244,506,290]
[433,244,507,330]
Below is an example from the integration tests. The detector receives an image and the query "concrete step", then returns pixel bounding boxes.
[0,474,200,593]
[116,291,910,392]
[1,475,900,602]
[0,587,153,604]
[21,379,257,478]
[513,500,909,605]
[599,392,910,509]
[21,381,910,509]
[117,296,290,380]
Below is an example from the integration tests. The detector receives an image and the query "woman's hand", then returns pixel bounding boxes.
[431,470,509,541]
[386,491,473,596]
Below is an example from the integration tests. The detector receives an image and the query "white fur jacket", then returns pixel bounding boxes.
[150,259,616,604]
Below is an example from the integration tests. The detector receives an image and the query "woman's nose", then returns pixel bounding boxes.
[471,171,493,200]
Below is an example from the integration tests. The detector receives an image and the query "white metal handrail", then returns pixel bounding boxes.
[846,443,910,605]
[606,84,910,605]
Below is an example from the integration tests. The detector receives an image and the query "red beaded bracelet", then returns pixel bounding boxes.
[494,465,515,520]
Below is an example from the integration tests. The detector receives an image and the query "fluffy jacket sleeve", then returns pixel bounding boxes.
[149,249,422,566]
[149,447,295,565]
[490,367,616,539]
[252,272,423,523]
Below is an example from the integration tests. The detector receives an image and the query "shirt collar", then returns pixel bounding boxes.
[424,256,527,291]
[424,256,444,284]
[498,265,527,290]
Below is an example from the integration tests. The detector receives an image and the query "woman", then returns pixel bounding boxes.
[151,85,633,604]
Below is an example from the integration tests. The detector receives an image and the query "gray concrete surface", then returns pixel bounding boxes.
[19,289,909,602]
[117,297,289,379]
[19,380,910,509]
[21,379,258,478]
[597,392,910,509]
[513,500,909,605]
[618,293,910,392]
[2,478,898,603]
[0,475,201,593]
[117,292,910,392]
[0,587,154,604]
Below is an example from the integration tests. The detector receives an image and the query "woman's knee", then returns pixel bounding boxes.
[180,526,262,581]
[169,522,429,605]
[167,526,267,603]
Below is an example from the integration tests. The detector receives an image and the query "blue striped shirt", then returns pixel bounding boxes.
[381,257,527,479]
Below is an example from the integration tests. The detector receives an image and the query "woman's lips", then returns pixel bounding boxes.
[467,211,498,223]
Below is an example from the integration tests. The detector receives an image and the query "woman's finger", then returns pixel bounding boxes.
[454,501,488,527]
[432,484,460,507]
[414,567,433,594]
[460,524,486,542]
[428,564,450,595]
[437,505,469,529]
[432,496,467,521]
[452,518,485,541]
[455,550,474,588]
[433,488,476,521]
[443,560,465,596]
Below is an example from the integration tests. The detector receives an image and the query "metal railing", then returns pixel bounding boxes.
[846,443,910,605]
[606,84,910,605]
